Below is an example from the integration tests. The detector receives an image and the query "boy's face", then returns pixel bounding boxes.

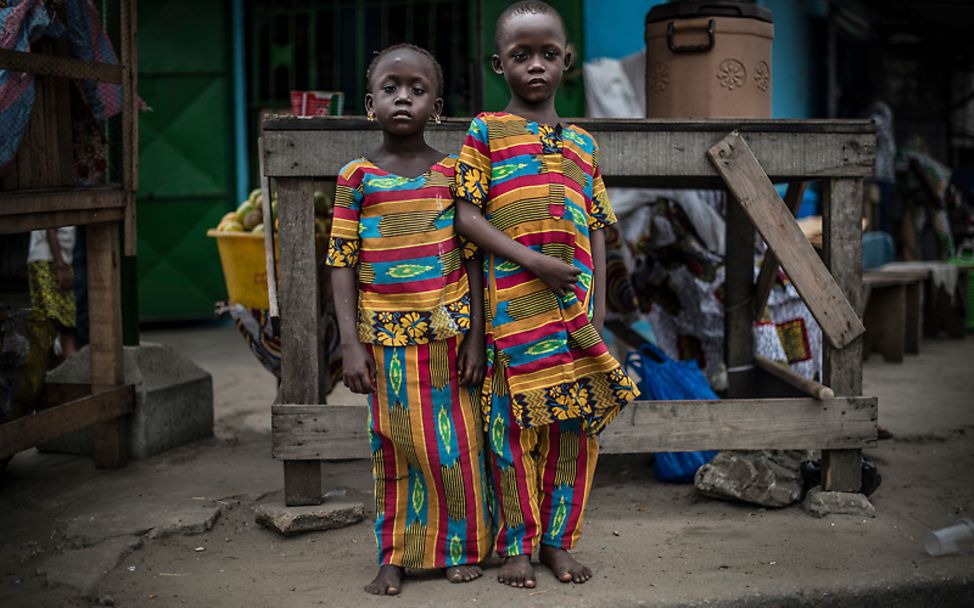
[492,12,571,106]
[365,49,443,136]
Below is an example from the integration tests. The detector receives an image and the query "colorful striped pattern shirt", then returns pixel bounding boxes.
[453,112,638,433]
[326,156,470,346]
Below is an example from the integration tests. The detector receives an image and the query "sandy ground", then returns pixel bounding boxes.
[1,323,972,607]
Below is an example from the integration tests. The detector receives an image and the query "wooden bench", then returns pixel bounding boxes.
[862,269,927,362]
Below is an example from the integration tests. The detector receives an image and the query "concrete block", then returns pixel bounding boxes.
[254,500,366,536]
[39,342,213,459]
[802,487,877,518]
[41,536,142,597]
[695,450,805,508]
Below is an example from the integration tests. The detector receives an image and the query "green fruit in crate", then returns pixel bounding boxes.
[243,209,262,231]
[271,198,279,220]
[235,200,255,224]
[219,211,237,225]
[219,220,245,232]
[248,188,263,206]
[252,223,265,235]
[314,190,332,216]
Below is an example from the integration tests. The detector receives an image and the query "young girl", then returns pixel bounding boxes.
[326,44,491,596]
[453,1,639,589]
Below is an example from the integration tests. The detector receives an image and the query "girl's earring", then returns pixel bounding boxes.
[433,114,441,125]
[367,110,376,122]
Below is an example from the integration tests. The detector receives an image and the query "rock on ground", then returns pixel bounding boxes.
[694,450,806,508]
[254,500,365,536]
[802,487,877,518]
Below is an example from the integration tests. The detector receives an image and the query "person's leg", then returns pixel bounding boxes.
[486,361,541,588]
[537,417,599,583]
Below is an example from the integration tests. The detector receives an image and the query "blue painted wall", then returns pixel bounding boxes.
[583,0,825,118]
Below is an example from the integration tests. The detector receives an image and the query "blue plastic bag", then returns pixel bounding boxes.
[625,342,719,483]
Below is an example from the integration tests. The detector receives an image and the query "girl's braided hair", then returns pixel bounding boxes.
[365,43,444,97]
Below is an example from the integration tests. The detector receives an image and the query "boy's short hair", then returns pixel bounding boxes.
[494,1,566,49]
[365,43,445,97]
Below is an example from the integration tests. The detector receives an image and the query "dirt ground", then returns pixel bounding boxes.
[2,324,972,608]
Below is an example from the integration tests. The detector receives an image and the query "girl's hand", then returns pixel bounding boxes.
[457,330,485,387]
[342,342,376,394]
[56,262,73,291]
[525,252,581,298]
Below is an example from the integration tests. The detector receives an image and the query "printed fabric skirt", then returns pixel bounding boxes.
[368,335,492,569]
[27,261,75,332]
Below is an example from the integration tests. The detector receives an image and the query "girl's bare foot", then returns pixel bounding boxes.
[497,555,536,588]
[445,564,482,583]
[539,545,592,583]
[365,564,403,595]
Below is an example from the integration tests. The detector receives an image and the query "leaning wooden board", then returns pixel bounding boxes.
[707,132,865,349]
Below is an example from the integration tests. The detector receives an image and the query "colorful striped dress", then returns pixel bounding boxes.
[326,155,491,569]
[454,112,639,557]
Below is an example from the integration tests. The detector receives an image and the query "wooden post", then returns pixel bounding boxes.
[277,178,324,505]
[87,222,128,468]
[821,178,864,492]
[725,190,754,398]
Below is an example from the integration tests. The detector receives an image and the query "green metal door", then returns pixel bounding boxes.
[137,0,235,320]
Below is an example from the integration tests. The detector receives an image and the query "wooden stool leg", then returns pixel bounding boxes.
[284,461,323,506]
[904,281,922,355]
[822,179,864,492]
[87,222,128,468]
[865,285,905,363]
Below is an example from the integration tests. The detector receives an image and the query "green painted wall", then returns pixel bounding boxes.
[136,0,235,320]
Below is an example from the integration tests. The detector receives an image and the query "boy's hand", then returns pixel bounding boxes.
[526,252,581,298]
[457,330,485,387]
[56,262,73,291]
[342,342,376,394]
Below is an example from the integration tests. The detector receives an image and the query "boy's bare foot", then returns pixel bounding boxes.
[497,555,536,588]
[445,564,483,583]
[539,545,592,583]
[365,565,403,595]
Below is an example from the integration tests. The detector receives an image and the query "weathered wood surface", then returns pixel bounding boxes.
[258,137,279,320]
[754,355,834,400]
[708,132,865,349]
[863,283,906,363]
[120,0,139,255]
[821,178,866,492]
[753,181,807,317]
[0,385,134,460]
[273,397,877,460]
[262,117,875,185]
[277,178,324,505]
[725,185,754,398]
[0,187,125,217]
[87,222,129,468]
[0,48,123,83]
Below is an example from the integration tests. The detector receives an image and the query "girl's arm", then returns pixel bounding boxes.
[47,228,72,291]
[331,267,375,394]
[454,200,580,296]
[590,228,606,335]
[457,256,485,386]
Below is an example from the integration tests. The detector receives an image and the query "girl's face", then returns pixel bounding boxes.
[365,49,443,136]
[492,11,571,106]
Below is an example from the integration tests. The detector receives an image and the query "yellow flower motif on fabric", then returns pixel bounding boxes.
[377,322,408,346]
[377,311,394,325]
[398,312,429,341]
[567,383,590,409]
[524,339,562,357]
[461,167,484,195]
[388,264,433,279]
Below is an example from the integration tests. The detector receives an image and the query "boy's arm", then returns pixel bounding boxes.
[330,267,375,394]
[590,228,606,335]
[457,256,485,386]
[46,229,72,291]
[454,200,580,296]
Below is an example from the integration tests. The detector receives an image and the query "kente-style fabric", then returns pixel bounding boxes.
[326,156,471,346]
[453,112,638,434]
[368,335,492,568]
[484,358,598,557]
[27,261,75,333]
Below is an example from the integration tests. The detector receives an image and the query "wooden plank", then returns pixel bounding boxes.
[822,178,866,492]
[87,222,128,468]
[863,284,906,362]
[708,132,865,349]
[0,187,126,216]
[0,48,123,83]
[271,397,878,460]
[258,137,279,320]
[39,383,93,409]
[0,385,134,460]
[121,0,138,256]
[0,208,126,234]
[262,119,876,183]
[753,181,808,317]
[725,186,754,398]
[276,178,323,505]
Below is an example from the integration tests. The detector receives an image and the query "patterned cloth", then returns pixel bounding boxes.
[326,156,471,346]
[368,336,492,568]
[27,261,75,332]
[453,112,638,434]
[484,358,599,557]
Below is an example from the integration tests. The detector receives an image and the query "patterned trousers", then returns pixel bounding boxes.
[368,335,492,568]
[485,362,600,557]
